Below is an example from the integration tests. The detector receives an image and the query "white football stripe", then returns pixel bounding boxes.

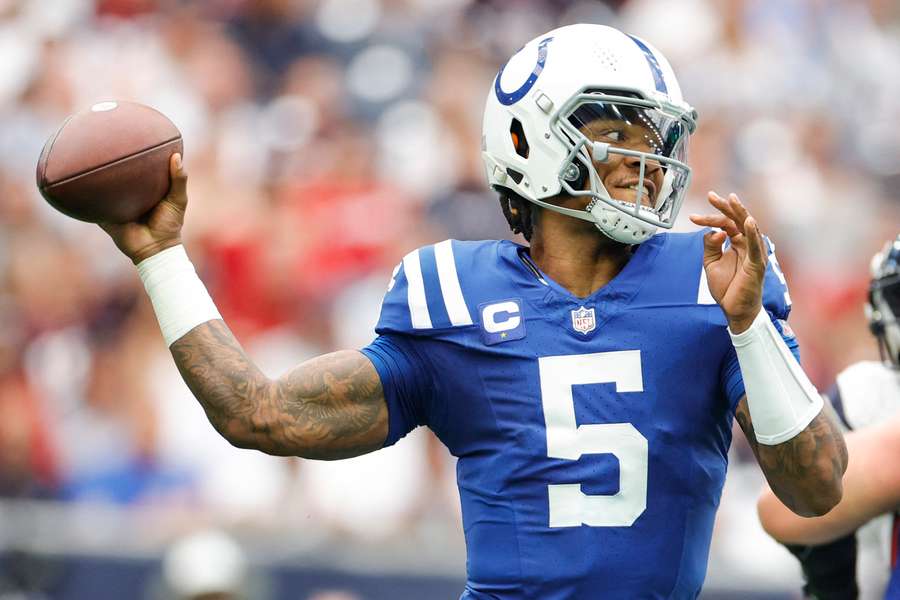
[434,240,473,326]
[697,265,716,305]
[403,250,432,329]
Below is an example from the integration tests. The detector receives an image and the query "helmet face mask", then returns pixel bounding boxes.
[482,24,698,245]
[868,236,900,368]
[552,88,694,244]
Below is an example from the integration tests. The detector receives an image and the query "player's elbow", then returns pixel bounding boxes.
[800,486,842,517]
[218,422,293,456]
[768,458,844,518]
[790,474,843,518]
[228,413,297,456]
[207,406,286,454]
[806,453,846,516]
[789,435,848,517]
[775,492,839,519]
[214,420,263,451]
[218,412,322,458]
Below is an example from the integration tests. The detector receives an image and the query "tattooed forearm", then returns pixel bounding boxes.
[170,320,388,460]
[736,397,847,517]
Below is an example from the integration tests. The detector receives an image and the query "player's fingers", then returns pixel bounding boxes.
[727,194,750,235]
[695,206,746,253]
[743,216,767,274]
[702,230,726,265]
[707,191,734,216]
[707,191,743,230]
[689,213,741,238]
[167,153,188,209]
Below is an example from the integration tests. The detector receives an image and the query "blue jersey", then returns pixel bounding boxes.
[361,231,797,599]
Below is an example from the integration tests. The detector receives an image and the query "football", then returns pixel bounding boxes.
[36,101,183,224]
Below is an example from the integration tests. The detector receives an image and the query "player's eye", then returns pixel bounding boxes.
[598,129,624,142]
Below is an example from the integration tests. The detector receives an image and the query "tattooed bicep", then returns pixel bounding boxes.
[273,350,389,459]
[171,319,388,460]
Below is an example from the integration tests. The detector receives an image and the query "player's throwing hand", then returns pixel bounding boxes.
[690,192,769,334]
[99,153,188,265]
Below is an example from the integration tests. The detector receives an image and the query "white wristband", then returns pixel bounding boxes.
[730,309,823,445]
[136,245,222,347]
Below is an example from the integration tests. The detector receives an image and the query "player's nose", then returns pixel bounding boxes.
[624,152,662,176]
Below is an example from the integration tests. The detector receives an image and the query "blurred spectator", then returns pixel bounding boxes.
[306,591,362,600]
[162,529,249,600]
[0,375,57,500]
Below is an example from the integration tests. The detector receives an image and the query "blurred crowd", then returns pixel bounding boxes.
[1,0,899,593]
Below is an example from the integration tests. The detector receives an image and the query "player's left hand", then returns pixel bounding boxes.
[689,192,767,334]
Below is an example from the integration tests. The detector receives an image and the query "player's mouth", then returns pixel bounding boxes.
[613,179,656,208]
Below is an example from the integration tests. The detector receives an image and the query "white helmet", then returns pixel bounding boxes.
[482,24,697,244]
[866,234,900,368]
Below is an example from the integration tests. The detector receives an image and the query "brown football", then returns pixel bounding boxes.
[36,101,183,224]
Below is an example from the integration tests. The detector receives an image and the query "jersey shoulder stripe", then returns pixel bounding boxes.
[697,267,716,305]
[378,240,477,335]
[435,240,473,326]
[402,248,432,329]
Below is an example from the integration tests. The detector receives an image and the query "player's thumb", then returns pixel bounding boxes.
[166,153,188,210]
[702,230,726,265]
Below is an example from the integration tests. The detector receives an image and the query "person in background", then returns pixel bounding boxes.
[758,234,900,599]
[162,529,248,600]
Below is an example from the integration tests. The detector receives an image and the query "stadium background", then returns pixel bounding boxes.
[1,0,899,597]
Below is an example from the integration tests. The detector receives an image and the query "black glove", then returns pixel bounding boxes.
[784,533,858,600]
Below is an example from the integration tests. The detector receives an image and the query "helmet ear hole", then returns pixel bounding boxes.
[562,161,589,191]
[510,118,530,158]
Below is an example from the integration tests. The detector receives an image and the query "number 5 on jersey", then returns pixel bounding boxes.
[539,351,648,528]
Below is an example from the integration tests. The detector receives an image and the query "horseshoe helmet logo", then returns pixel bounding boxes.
[494,37,554,106]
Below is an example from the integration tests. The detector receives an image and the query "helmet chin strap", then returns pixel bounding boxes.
[524,194,657,245]
[588,199,658,244]
[526,195,596,223]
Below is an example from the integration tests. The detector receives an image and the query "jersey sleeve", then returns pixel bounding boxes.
[362,241,476,446]
[721,237,802,411]
[360,334,434,447]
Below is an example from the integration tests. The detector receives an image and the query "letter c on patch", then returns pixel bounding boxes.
[482,301,521,333]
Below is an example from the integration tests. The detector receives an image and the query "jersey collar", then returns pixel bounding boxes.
[499,234,667,316]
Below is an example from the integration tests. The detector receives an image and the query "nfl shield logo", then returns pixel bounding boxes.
[571,306,596,334]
